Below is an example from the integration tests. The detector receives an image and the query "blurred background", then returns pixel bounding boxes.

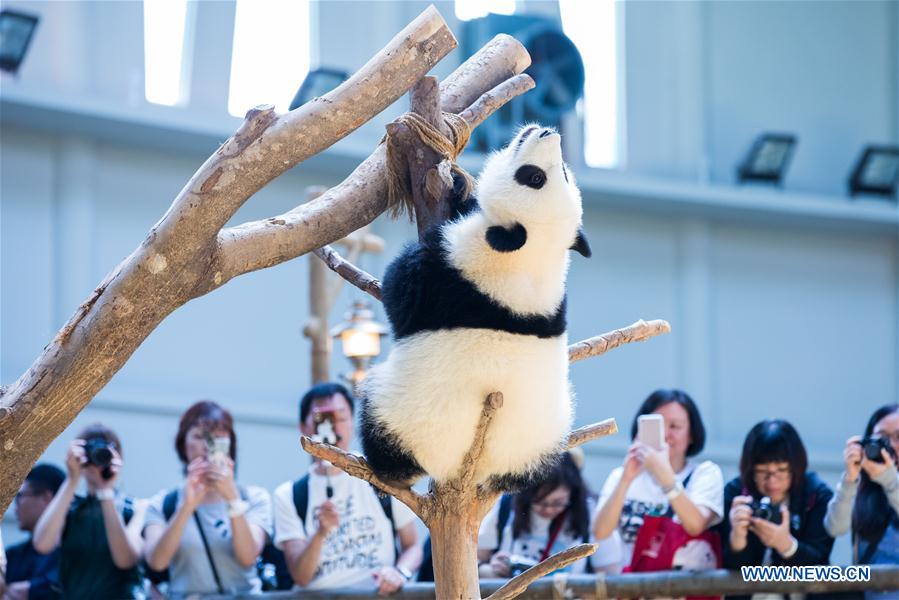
[1,0,897,565]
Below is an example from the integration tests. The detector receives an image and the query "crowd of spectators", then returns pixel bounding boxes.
[2,387,897,599]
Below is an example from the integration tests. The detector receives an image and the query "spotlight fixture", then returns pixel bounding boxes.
[737,133,797,186]
[0,9,39,75]
[848,145,899,200]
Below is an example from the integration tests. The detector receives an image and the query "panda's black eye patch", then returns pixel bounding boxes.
[514,165,547,189]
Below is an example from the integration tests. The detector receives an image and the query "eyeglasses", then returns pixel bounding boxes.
[753,466,791,482]
[532,500,570,511]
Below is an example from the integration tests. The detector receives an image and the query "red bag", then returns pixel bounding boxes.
[625,513,723,600]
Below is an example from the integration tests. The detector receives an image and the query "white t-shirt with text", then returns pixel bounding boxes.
[595,459,724,567]
[273,468,417,591]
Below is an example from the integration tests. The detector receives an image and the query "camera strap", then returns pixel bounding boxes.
[540,510,569,562]
[193,512,225,594]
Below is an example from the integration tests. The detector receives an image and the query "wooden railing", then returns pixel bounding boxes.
[209,565,899,599]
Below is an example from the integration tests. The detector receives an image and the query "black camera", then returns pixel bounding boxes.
[508,554,538,576]
[859,436,893,463]
[749,496,782,525]
[83,438,115,480]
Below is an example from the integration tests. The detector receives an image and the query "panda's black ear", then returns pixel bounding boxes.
[570,228,592,258]
[486,223,527,253]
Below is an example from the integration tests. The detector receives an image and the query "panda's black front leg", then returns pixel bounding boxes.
[359,398,426,487]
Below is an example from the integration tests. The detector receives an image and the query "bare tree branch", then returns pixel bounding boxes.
[313,246,383,301]
[569,319,672,364]
[300,436,426,520]
[567,418,618,449]
[484,544,598,600]
[459,74,535,129]
[439,34,531,113]
[458,392,503,491]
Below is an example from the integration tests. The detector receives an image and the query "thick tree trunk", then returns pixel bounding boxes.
[429,511,482,600]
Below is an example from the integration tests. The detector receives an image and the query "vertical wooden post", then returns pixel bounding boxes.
[429,510,483,599]
[303,187,332,384]
[308,255,331,384]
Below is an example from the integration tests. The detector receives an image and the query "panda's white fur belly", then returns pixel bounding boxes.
[363,327,573,483]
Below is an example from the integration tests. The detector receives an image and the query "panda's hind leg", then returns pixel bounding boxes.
[359,399,426,487]
[486,453,561,493]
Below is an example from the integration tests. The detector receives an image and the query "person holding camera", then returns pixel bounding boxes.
[142,400,272,598]
[477,451,620,578]
[721,419,834,581]
[32,424,145,599]
[272,383,422,595]
[824,404,898,594]
[4,464,66,600]
[592,390,724,572]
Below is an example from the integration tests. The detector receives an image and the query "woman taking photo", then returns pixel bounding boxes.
[143,400,272,598]
[824,404,898,599]
[592,389,724,571]
[478,451,619,576]
[32,423,145,599]
[722,419,834,573]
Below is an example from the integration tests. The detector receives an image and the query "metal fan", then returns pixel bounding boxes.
[462,14,585,153]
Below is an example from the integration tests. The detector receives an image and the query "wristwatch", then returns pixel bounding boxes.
[227,498,250,518]
[662,480,684,501]
[397,566,413,581]
[95,488,115,501]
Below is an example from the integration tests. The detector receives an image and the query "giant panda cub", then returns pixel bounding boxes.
[359,124,591,491]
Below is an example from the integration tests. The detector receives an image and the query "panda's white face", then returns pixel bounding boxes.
[476,124,583,244]
[442,124,589,317]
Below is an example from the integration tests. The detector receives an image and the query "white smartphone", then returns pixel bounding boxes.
[637,414,665,451]
[209,436,231,467]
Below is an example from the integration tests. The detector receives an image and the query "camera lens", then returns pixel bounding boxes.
[85,440,113,469]
[863,437,888,463]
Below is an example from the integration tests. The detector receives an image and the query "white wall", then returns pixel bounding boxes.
[2,0,897,567]
[625,0,898,194]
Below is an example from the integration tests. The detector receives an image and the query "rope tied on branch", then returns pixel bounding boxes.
[384,111,474,219]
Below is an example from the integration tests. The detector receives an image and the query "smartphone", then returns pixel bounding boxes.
[637,414,665,451]
[208,436,231,467]
[313,410,339,445]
